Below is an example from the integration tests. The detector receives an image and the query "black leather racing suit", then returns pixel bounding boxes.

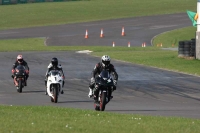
[12,60,29,80]
[89,62,118,99]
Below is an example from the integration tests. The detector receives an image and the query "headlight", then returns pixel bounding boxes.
[48,80,52,82]
[107,79,111,83]
[58,80,62,82]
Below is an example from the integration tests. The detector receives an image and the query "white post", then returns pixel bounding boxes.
[197,0,200,31]
[196,0,200,59]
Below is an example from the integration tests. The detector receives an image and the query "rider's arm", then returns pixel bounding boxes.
[58,64,65,76]
[12,61,17,69]
[12,62,17,74]
[45,63,52,76]
[111,65,118,81]
[24,61,29,71]
[92,63,99,78]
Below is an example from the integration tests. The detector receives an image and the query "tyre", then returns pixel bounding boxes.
[18,80,22,93]
[178,50,184,53]
[178,41,185,57]
[184,41,191,48]
[100,91,107,111]
[184,51,190,54]
[183,47,190,51]
[178,41,184,48]
[184,51,190,57]
[53,87,58,103]
[178,48,184,51]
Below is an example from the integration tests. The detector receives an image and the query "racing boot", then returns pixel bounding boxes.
[44,79,48,95]
[14,78,18,87]
[44,88,47,95]
[24,80,27,86]
[88,87,93,98]
[61,90,64,94]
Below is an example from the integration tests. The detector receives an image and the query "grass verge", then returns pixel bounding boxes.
[1,105,200,133]
[0,0,196,30]
[152,26,196,47]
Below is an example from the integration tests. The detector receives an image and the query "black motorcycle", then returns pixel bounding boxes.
[14,65,27,93]
[94,70,115,111]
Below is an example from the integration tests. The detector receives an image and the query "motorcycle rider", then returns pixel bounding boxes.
[11,54,29,86]
[88,55,118,103]
[45,57,65,95]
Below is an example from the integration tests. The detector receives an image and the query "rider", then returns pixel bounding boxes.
[12,54,29,86]
[45,57,65,95]
[88,55,118,102]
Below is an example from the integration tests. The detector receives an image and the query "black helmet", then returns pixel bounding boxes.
[51,57,58,67]
[101,55,110,68]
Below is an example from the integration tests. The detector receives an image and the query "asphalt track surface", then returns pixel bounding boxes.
[1,13,200,119]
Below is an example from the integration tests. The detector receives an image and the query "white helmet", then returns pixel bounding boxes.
[102,55,110,68]
[17,54,23,64]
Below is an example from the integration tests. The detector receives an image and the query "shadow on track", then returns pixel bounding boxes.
[58,100,93,103]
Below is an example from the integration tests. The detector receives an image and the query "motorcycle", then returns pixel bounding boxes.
[94,70,115,111]
[46,70,64,103]
[13,65,27,93]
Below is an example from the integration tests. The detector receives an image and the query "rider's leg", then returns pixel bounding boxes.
[60,81,64,94]
[60,82,64,94]
[93,86,99,103]
[14,77,18,87]
[88,82,94,98]
[25,74,29,86]
[44,78,47,95]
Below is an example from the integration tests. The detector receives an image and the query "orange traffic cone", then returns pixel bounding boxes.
[128,42,130,47]
[172,44,174,47]
[112,42,115,47]
[85,30,88,39]
[121,27,125,36]
[143,42,146,47]
[100,28,104,38]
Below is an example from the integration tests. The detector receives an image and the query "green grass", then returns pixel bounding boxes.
[152,26,196,47]
[0,0,196,29]
[1,105,200,133]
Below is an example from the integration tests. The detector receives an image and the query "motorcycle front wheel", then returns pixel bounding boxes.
[53,87,58,103]
[100,91,107,111]
[17,80,22,93]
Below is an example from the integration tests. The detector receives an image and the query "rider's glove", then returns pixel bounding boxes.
[113,80,117,86]
[12,69,15,74]
[91,77,95,83]
[25,70,29,74]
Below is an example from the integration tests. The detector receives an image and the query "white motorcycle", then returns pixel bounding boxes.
[47,70,64,103]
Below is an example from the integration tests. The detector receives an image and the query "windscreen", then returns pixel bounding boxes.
[16,65,25,70]
[50,70,59,76]
[100,70,110,79]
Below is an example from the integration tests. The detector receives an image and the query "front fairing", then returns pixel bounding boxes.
[47,70,63,84]
[95,77,113,87]
[95,70,114,87]
[15,65,26,77]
